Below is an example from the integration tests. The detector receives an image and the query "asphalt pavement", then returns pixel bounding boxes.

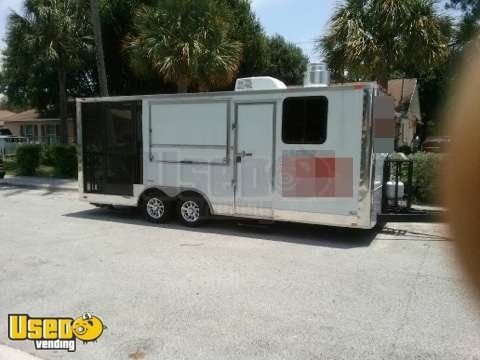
[0,185,478,360]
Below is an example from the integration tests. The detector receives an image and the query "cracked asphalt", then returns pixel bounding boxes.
[0,185,479,360]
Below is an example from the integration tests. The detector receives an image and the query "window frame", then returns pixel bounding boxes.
[24,124,35,141]
[281,96,329,145]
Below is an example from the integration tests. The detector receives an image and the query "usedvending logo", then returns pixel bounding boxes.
[8,312,106,352]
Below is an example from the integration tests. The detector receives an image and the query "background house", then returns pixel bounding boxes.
[0,109,76,144]
[0,110,15,129]
[387,78,422,149]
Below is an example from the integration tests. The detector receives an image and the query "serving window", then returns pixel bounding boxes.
[282,96,328,145]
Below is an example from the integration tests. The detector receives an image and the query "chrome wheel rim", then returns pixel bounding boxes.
[181,201,200,223]
[146,198,165,220]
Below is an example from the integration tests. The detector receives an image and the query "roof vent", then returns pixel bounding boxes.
[304,63,330,87]
[235,77,287,91]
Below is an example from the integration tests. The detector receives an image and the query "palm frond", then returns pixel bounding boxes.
[124,0,243,92]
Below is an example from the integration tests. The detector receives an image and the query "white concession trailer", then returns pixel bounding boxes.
[77,75,395,229]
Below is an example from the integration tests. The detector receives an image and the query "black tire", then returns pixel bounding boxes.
[177,195,209,227]
[141,192,172,224]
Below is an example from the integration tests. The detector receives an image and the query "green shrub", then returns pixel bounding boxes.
[3,158,18,175]
[16,145,41,176]
[40,145,56,166]
[409,152,444,204]
[52,144,78,178]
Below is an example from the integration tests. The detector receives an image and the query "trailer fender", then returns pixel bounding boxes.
[176,190,213,216]
[137,188,171,207]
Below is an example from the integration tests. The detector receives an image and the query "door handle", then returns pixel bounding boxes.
[236,151,253,163]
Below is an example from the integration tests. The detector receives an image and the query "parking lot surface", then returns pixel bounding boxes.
[0,186,479,360]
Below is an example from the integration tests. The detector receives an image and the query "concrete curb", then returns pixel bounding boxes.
[0,345,43,360]
[0,176,77,192]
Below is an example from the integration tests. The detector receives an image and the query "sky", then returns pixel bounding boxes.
[0,0,23,49]
[251,0,338,60]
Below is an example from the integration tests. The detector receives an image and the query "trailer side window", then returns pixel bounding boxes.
[282,96,328,144]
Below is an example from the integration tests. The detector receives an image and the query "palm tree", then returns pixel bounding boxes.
[11,0,91,143]
[89,0,109,96]
[318,0,451,88]
[124,0,243,93]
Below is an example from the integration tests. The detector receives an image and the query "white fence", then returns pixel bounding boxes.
[0,137,28,158]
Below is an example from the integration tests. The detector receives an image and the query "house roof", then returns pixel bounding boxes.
[0,110,16,127]
[0,110,16,126]
[0,109,60,124]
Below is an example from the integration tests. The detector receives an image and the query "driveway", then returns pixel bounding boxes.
[0,185,478,360]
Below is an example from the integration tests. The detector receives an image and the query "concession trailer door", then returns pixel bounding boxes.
[234,103,275,218]
[81,101,142,196]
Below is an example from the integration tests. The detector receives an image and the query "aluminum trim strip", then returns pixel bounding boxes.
[273,209,371,229]
[76,83,379,103]
[79,193,138,207]
[357,89,375,227]
[150,144,228,149]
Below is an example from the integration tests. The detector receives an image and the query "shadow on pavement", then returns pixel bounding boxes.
[64,206,379,249]
[0,184,68,196]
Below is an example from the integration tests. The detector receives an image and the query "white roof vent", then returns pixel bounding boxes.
[235,77,287,91]
[304,63,330,87]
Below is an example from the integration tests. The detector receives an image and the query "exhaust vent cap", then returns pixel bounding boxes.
[304,63,330,87]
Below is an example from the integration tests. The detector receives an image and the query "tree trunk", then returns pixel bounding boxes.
[177,77,189,93]
[198,83,209,92]
[378,74,389,92]
[90,0,109,97]
[376,64,389,91]
[57,66,68,144]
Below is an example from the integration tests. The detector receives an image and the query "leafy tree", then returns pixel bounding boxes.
[124,0,243,92]
[318,0,451,87]
[447,0,480,49]
[224,0,269,78]
[1,0,93,141]
[264,35,308,85]
[97,0,167,96]
[90,0,109,96]
[1,0,308,113]
[103,0,282,93]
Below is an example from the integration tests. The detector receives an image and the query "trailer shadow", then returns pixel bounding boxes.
[64,206,379,249]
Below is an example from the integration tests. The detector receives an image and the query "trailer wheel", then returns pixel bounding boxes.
[177,195,209,227]
[141,193,172,224]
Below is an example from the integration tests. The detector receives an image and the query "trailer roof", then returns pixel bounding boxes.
[77,82,379,103]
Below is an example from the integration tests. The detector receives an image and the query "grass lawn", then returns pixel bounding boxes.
[5,158,58,178]
[36,165,57,177]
